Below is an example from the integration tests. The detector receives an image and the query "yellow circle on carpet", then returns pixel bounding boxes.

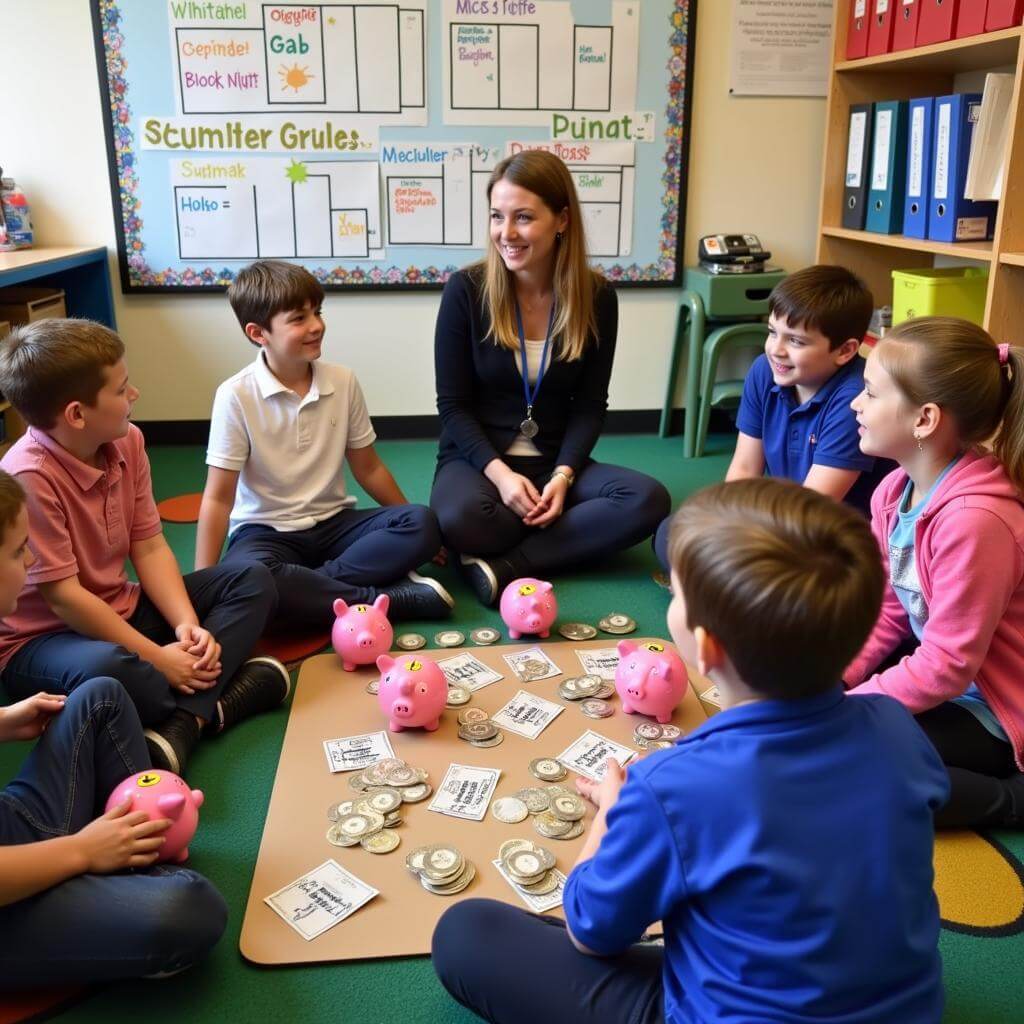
[934,831,1024,930]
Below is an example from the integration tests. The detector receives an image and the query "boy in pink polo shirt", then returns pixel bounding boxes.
[0,319,289,774]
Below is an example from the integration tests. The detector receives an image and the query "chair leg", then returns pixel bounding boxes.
[660,306,688,438]
[680,293,705,458]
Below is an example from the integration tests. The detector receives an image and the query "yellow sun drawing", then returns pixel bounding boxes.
[278,63,315,93]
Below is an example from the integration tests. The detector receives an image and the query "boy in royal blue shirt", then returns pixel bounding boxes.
[654,265,892,569]
[434,479,948,1024]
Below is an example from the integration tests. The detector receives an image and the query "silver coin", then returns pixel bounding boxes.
[326,823,360,847]
[458,706,490,725]
[363,788,403,814]
[327,802,341,822]
[598,613,637,635]
[515,787,551,813]
[446,684,472,707]
[498,838,536,861]
[555,819,585,841]
[406,846,430,875]
[400,782,432,803]
[593,683,616,700]
[459,720,498,741]
[507,849,546,878]
[348,773,370,792]
[421,861,477,895]
[558,621,598,641]
[337,811,384,838]
[423,844,464,880]
[361,830,401,854]
[529,758,567,782]
[492,797,529,823]
[470,627,501,645]
[519,870,560,895]
[435,630,465,648]
[646,739,676,751]
[659,724,682,740]
[515,658,551,681]
[550,793,586,821]
[470,732,505,748]
[634,722,663,741]
[581,698,614,719]
[384,765,418,787]
[396,632,427,651]
[365,678,380,695]
[533,811,573,837]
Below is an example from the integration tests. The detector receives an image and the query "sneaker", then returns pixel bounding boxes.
[145,709,201,775]
[381,571,455,620]
[458,554,500,606]
[214,656,291,734]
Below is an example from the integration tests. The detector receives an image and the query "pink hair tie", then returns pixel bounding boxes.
[999,342,1011,365]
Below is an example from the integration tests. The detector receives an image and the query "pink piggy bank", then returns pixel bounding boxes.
[615,639,687,724]
[332,595,393,671]
[376,653,448,732]
[500,578,557,639]
[105,770,203,864]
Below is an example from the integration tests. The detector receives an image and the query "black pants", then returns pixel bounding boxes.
[431,457,670,575]
[432,899,664,1024]
[3,563,276,726]
[916,702,1021,829]
[224,504,441,629]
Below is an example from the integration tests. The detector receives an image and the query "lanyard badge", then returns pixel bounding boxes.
[515,300,556,440]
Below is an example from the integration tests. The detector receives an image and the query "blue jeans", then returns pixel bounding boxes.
[0,678,226,988]
[224,503,441,628]
[3,562,277,725]
[432,899,664,1024]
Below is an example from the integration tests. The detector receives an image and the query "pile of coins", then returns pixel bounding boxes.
[325,757,433,854]
[498,839,560,896]
[598,613,637,635]
[457,708,504,748]
[558,621,597,641]
[406,843,477,895]
[633,722,683,750]
[507,770,588,842]
[513,657,554,682]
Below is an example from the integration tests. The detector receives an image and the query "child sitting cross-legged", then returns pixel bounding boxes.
[433,478,948,1024]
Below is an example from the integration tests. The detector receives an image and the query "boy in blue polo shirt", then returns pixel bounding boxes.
[433,479,948,1024]
[655,265,891,569]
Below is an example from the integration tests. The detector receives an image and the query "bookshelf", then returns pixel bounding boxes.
[817,8,1024,343]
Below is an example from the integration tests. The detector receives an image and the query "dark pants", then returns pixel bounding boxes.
[0,678,226,988]
[431,457,670,575]
[3,562,276,726]
[223,504,441,628]
[653,515,670,572]
[432,899,664,1024]
[916,702,1020,829]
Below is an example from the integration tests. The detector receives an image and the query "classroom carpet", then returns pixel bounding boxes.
[2,432,1022,1024]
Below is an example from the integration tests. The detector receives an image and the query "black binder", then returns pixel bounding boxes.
[842,102,874,230]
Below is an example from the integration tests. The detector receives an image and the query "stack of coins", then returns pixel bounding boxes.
[406,843,477,895]
[396,633,427,651]
[558,622,598,641]
[598,613,637,635]
[347,757,433,803]
[511,776,589,842]
[457,717,504,748]
[578,698,614,719]
[498,839,560,895]
[365,677,380,695]
[446,683,472,707]
[434,630,465,648]
[529,757,567,782]
[632,722,683,750]
[557,674,614,703]
[470,627,501,646]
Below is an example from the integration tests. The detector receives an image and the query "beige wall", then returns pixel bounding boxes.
[1,0,825,421]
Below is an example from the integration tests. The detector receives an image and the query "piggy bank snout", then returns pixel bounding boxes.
[391,699,413,717]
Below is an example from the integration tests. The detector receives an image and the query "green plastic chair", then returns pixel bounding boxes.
[659,289,705,456]
[692,322,768,458]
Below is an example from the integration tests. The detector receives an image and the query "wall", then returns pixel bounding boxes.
[1,0,826,422]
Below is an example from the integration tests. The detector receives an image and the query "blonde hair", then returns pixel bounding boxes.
[877,317,1024,491]
[668,479,884,698]
[477,150,601,362]
[0,319,125,429]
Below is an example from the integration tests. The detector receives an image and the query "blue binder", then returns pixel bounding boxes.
[866,100,909,234]
[928,93,998,243]
[903,97,934,239]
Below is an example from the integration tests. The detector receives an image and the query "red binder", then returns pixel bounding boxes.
[893,0,921,49]
[916,0,960,44]
[956,0,988,37]
[847,0,871,59]
[868,0,896,54]
[986,0,1024,30]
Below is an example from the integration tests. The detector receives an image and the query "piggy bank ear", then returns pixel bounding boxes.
[617,639,638,657]
[376,654,395,672]
[191,789,205,809]
[333,599,350,617]
[373,594,391,616]
[540,581,553,594]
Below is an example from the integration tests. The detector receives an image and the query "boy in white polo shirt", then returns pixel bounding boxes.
[196,260,453,628]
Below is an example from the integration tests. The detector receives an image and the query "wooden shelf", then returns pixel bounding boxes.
[999,252,1024,267]
[821,226,994,262]
[836,26,1021,75]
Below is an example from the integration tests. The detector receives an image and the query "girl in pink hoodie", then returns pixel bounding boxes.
[848,316,1024,829]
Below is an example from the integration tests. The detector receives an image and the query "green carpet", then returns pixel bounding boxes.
[2,433,1022,1023]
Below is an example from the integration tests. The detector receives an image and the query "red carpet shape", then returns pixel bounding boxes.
[156,493,203,523]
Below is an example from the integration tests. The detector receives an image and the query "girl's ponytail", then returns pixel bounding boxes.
[994,345,1024,493]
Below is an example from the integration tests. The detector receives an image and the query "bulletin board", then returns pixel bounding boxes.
[92,0,696,292]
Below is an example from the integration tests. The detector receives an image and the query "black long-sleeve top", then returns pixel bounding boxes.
[434,268,618,472]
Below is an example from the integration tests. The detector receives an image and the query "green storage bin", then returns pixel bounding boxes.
[891,267,989,327]
[683,266,786,319]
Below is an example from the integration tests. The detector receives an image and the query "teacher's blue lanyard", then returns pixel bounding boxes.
[514,299,556,440]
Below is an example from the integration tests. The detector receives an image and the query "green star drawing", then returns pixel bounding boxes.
[285,160,308,184]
